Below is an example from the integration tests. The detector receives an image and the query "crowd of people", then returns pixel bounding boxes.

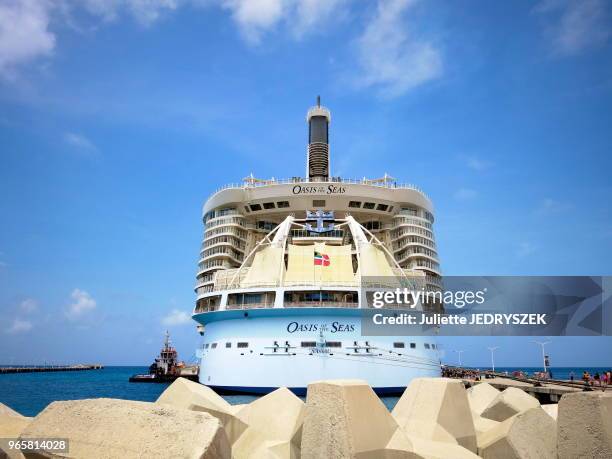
[441,367,483,380]
[442,366,612,391]
[572,370,611,391]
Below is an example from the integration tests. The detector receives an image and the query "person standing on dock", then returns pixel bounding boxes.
[602,371,608,392]
[569,371,574,382]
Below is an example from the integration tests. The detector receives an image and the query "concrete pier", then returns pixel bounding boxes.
[0,364,103,374]
[458,374,588,403]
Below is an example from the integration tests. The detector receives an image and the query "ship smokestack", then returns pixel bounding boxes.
[306,96,331,180]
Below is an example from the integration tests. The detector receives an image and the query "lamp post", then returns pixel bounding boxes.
[454,350,465,367]
[533,340,550,373]
[487,346,499,373]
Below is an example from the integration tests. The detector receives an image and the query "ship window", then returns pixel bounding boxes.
[244,206,250,213]
[364,221,381,231]
[431,344,436,349]
[227,292,276,309]
[363,202,375,209]
[250,204,262,211]
[388,206,394,212]
[225,342,231,348]
[204,343,209,349]
[348,201,362,208]
[325,341,342,348]
[301,341,316,347]
[237,342,249,348]
[263,202,276,209]
[211,343,218,349]
[393,342,405,348]
[376,204,388,211]
[312,200,326,207]
[410,343,416,349]
[277,201,290,208]
[424,343,431,349]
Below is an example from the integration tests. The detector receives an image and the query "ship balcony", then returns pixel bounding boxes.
[289,228,346,245]
[395,251,439,266]
[390,227,435,241]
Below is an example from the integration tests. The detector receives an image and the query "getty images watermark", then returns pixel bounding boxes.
[360,276,612,336]
[370,287,546,327]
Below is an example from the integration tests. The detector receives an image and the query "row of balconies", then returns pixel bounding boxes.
[202,235,246,251]
[392,235,436,251]
[204,226,247,239]
[200,245,245,260]
[391,226,434,241]
[392,215,433,229]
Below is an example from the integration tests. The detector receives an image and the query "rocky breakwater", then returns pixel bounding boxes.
[0,377,610,458]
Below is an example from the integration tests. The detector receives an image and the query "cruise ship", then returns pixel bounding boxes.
[192,99,442,395]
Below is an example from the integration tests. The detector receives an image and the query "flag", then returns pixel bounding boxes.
[314,251,330,266]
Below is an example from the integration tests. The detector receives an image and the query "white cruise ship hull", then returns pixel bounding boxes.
[193,308,440,395]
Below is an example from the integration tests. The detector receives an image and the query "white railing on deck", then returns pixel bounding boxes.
[210,177,429,200]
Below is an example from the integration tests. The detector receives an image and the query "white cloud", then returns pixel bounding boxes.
[206,0,348,44]
[353,0,442,98]
[453,188,477,201]
[64,132,96,152]
[82,0,179,26]
[535,0,610,56]
[161,308,191,326]
[0,0,348,79]
[20,298,38,313]
[536,197,572,215]
[292,0,347,39]
[7,317,32,333]
[65,288,96,320]
[464,156,492,172]
[517,241,536,258]
[219,0,286,44]
[0,0,56,79]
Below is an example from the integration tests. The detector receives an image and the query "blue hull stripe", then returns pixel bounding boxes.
[208,385,406,396]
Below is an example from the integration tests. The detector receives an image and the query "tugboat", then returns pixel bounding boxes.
[129,331,199,383]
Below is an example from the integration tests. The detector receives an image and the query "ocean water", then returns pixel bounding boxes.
[0,366,609,417]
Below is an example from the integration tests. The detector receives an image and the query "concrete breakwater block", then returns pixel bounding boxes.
[156,377,247,444]
[541,404,558,420]
[557,391,612,459]
[481,387,540,422]
[19,398,231,459]
[301,379,407,459]
[0,403,24,419]
[0,404,32,459]
[478,407,557,459]
[231,387,305,459]
[471,411,500,450]
[392,378,477,453]
[301,379,480,459]
[467,383,500,416]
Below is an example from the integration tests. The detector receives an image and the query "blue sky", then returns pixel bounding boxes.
[0,0,611,366]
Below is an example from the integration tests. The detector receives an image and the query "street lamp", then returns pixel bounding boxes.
[454,350,465,367]
[532,340,550,373]
[487,346,499,373]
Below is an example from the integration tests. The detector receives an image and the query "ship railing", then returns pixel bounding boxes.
[210,177,429,199]
[194,304,220,313]
[225,302,275,310]
[285,301,359,308]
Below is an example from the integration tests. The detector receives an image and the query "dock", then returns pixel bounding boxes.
[446,367,593,403]
[0,364,103,374]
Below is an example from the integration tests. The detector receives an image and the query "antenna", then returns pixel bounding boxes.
[317,95,321,107]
